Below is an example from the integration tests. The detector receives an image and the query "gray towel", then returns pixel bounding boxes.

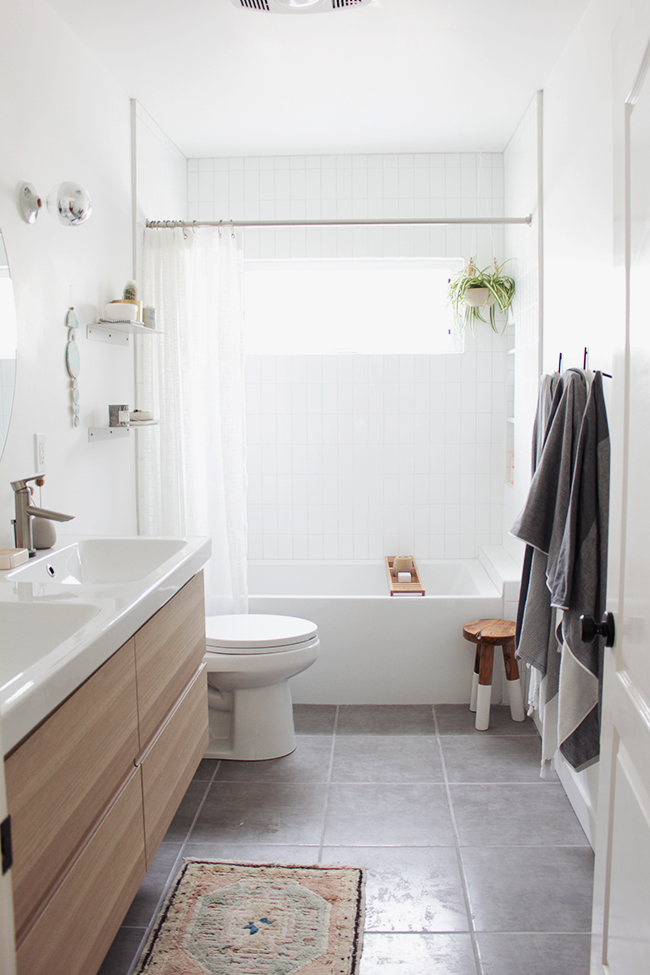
[532,373,560,472]
[510,369,589,774]
[515,373,560,653]
[554,372,610,771]
[511,369,588,569]
[511,369,588,674]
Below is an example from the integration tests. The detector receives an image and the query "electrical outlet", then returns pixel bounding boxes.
[35,433,46,473]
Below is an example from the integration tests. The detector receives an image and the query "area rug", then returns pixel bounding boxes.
[135,859,366,975]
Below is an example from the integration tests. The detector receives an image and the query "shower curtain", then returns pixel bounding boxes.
[136,226,248,615]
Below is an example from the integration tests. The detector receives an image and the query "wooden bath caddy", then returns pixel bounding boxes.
[385,557,425,596]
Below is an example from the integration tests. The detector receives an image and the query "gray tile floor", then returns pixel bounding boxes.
[98,705,594,975]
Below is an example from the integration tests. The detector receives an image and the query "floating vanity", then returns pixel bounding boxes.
[0,535,211,975]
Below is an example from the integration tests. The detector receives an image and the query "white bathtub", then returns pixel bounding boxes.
[247,560,504,705]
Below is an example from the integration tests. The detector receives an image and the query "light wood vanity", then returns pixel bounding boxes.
[4,571,208,975]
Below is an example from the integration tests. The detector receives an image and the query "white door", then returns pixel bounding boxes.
[590,27,650,975]
[0,716,16,975]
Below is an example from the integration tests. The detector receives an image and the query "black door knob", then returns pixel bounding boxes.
[580,612,615,647]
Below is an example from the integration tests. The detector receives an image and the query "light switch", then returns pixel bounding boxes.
[35,433,46,473]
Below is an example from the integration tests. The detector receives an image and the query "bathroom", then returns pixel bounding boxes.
[1,0,649,973]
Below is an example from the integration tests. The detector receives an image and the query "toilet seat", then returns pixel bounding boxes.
[205,613,319,654]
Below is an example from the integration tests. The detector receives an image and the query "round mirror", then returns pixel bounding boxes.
[0,230,17,460]
[66,339,80,378]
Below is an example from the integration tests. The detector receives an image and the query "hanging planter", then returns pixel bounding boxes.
[463,287,495,308]
[448,258,515,332]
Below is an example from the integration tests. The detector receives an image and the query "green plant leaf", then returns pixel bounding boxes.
[447,258,515,333]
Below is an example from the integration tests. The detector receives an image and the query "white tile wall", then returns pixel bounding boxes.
[188,152,504,263]
[245,349,506,560]
[190,151,509,561]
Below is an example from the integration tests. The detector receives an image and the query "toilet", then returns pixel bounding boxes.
[203,613,320,761]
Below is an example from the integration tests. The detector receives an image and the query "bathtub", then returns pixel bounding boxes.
[247,559,505,705]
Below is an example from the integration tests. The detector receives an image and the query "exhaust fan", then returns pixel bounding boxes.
[231,0,371,13]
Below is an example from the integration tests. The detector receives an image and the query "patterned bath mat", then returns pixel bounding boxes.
[135,859,366,975]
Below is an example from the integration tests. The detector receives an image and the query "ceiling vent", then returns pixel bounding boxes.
[231,0,371,13]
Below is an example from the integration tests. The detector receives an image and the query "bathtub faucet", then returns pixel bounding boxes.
[11,476,75,556]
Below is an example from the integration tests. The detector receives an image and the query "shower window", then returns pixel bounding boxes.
[242,258,463,355]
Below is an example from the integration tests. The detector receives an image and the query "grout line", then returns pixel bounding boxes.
[440,780,562,786]
[125,761,221,975]
[437,733,540,738]
[364,928,472,936]
[363,928,592,936]
[317,706,339,862]
[196,840,591,849]
[183,759,222,844]
[432,705,483,975]
[252,778,559,787]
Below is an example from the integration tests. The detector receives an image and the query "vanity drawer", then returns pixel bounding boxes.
[15,768,146,975]
[134,571,206,748]
[5,638,139,938]
[139,663,208,866]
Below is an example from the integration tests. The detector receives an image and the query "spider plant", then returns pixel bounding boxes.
[448,258,515,332]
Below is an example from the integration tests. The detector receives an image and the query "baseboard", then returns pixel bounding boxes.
[553,749,598,851]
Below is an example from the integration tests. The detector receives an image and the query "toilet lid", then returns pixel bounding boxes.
[205,614,318,653]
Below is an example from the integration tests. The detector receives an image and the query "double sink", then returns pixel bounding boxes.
[0,535,211,753]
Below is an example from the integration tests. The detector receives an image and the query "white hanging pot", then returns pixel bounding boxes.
[464,287,496,308]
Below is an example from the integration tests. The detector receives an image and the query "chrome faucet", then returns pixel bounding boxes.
[11,476,74,556]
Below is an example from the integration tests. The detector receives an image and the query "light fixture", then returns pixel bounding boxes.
[19,181,92,226]
[230,0,371,13]
[274,0,324,8]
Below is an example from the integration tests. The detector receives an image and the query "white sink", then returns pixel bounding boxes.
[7,537,187,585]
[0,534,211,754]
[0,601,102,691]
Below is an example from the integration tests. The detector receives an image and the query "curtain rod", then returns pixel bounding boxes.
[146,215,532,230]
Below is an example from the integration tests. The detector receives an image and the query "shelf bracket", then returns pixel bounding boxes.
[86,325,131,347]
[88,427,130,442]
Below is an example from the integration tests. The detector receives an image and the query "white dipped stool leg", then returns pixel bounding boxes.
[475,683,493,731]
[475,643,494,731]
[506,677,525,722]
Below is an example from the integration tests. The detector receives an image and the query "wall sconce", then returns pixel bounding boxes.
[19,181,92,226]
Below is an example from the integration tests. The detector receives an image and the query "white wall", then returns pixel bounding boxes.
[190,152,513,560]
[0,0,137,542]
[541,0,627,845]
[543,0,623,380]
[131,100,188,524]
[503,93,543,578]
[133,101,188,283]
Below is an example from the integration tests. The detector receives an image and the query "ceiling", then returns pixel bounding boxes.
[47,0,591,158]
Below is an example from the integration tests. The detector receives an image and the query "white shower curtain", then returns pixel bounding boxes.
[136,226,248,615]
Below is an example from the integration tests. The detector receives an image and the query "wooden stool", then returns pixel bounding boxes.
[462,619,525,731]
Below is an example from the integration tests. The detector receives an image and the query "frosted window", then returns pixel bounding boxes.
[243,259,463,355]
